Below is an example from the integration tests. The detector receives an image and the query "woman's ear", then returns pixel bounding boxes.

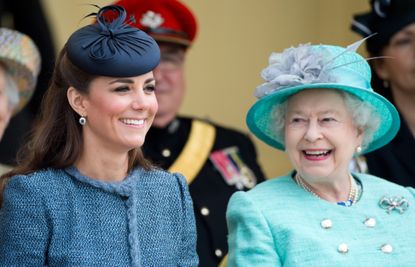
[356,126,364,144]
[372,59,390,81]
[67,86,87,116]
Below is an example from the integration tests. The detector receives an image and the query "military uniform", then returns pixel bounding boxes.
[113,1,265,265]
[143,116,265,267]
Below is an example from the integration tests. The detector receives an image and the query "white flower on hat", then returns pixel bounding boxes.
[255,44,335,99]
[254,36,378,99]
[140,10,164,29]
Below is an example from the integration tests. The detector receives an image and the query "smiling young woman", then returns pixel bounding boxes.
[0,5,198,267]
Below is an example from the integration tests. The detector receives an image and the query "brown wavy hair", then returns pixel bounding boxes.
[0,45,152,205]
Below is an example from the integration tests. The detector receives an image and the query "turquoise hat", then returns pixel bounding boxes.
[246,41,400,154]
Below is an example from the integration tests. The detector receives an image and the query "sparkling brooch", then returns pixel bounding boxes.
[379,196,409,214]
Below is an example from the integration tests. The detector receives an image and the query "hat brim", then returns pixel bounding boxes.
[246,83,400,154]
[151,34,191,47]
[0,57,37,114]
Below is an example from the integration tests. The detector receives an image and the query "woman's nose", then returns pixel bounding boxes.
[304,121,323,142]
[131,91,148,110]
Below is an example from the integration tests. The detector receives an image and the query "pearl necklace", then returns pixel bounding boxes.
[294,173,358,207]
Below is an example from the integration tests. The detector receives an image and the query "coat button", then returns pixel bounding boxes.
[162,149,171,157]
[215,249,223,258]
[337,243,349,253]
[380,244,393,253]
[200,207,210,216]
[320,219,332,229]
[364,218,376,227]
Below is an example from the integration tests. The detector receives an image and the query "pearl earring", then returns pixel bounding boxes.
[79,116,86,126]
[356,146,362,154]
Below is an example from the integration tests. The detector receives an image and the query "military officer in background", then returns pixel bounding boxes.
[114,0,266,266]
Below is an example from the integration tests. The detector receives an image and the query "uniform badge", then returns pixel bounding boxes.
[209,146,257,190]
[140,10,164,29]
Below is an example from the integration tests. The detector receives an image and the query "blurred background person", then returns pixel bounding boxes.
[351,0,415,186]
[0,5,197,266]
[0,0,56,168]
[114,0,265,265]
[227,41,415,266]
[0,27,41,174]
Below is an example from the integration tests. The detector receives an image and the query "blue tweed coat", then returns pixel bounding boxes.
[0,166,198,266]
[227,172,415,267]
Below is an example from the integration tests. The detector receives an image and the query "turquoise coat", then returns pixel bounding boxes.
[227,173,415,266]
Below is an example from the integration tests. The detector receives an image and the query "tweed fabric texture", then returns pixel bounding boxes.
[0,166,198,266]
[227,173,415,267]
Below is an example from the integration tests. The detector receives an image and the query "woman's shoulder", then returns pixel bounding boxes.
[137,167,188,190]
[7,168,68,190]
[3,168,70,206]
[248,174,294,195]
[230,174,296,206]
[356,172,409,188]
[355,172,415,196]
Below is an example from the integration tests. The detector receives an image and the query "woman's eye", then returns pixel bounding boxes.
[291,118,305,123]
[114,86,129,92]
[321,117,335,123]
[393,37,413,47]
[144,85,155,93]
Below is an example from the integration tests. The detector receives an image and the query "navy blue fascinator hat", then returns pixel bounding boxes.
[67,5,160,77]
[352,0,415,55]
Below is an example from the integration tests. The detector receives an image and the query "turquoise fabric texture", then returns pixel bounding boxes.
[0,167,198,266]
[227,173,415,267]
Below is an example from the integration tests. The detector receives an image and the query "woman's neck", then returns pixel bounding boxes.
[391,88,415,136]
[296,173,352,203]
[76,143,129,182]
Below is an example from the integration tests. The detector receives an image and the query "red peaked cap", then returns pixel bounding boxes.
[114,0,197,47]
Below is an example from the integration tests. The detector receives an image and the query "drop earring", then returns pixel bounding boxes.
[383,80,389,89]
[356,146,362,154]
[79,116,86,125]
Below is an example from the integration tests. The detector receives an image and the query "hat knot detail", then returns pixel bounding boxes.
[79,5,154,62]
[66,4,160,77]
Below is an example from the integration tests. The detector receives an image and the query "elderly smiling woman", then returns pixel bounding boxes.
[226,41,415,266]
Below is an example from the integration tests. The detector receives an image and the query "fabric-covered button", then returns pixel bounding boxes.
[380,244,393,253]
[200,207,210,216]
[337,243,349,253]
[364,218,376,227]
[215,249,223,258]
[320,219,332,229]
